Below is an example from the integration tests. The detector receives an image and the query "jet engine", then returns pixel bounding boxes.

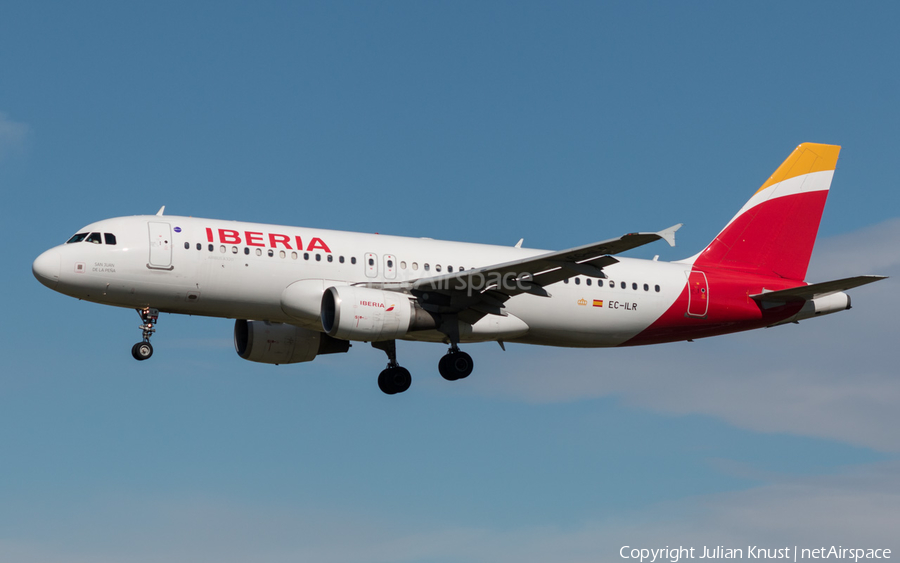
[321,286,436,341]
[234,319,349,364]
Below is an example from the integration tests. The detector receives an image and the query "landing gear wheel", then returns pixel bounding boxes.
[438,354,457,381]
[132,307,159,361]
[378,366,412,395]
[439,350,473,381]
[132,341,153,361]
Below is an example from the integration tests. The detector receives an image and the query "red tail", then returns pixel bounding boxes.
[693,143,840,281]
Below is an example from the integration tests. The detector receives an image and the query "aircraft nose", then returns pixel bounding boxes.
[33,249,61,290]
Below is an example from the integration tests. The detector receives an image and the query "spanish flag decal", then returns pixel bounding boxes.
[593,299,603,307]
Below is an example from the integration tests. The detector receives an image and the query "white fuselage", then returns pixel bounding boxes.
[40,215,688,347]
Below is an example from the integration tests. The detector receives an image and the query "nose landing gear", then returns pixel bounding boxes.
[131,307,158,361]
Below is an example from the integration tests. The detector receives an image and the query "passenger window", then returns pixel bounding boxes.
[316,254,321,261]
[351,257,357,265]
[339,256,345,264]
[279,250,286,258]
[104,233,117,245]
[244,247,250,255]
[196,243,201,251]
[400,260,406,269]
[232,246,238,254]
[609,280,614,288]
[655,285,661,292]
[448,266,453,272]
[575,277,581,285]
[268,249,274,257]
[220,245,226,253]
[586,278,591,286]
[564,278,569,284]
[291,252,298,260]
[256,248,262,256]
[67,233,88,244]
[424,264,430,271]
[435,264,441,272]
[86,232,102,244]
[387,259,393,268]
[632,283,638,290]
[598,280,604,287]
[459,266,464,271]
[368,258,375,266]
[620,282,626,289]
[304,252,309,260]
[208,244,214,252]
[328,255,333,262]
[412,262,418,270]
[644,284,649,291]
[184,242,190,250]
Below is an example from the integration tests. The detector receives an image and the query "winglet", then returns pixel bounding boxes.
[156,206,166,216]
[657,223,682,247]
[514,238,524,248]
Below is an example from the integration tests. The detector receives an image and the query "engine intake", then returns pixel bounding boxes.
[234,319,349,364]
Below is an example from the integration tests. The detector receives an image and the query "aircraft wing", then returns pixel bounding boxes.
[750,275,887,303]
[370,224,682,323]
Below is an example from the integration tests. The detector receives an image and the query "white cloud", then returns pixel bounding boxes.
[807,218,900,280]
[0,112,31,160]
[3,222,895,563]
[2,462,897,563]
[459,219,900,452]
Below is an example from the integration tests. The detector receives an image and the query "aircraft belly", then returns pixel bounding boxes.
[506,293,668,347]
[505,261,687,347]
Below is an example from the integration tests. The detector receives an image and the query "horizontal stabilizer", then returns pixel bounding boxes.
[751,275,887,303]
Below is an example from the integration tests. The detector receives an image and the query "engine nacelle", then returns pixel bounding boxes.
[281,279,350,329]
[322,286,434,341]
[234,319,349,365]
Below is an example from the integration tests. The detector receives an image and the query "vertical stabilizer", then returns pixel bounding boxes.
[693,143,840,281]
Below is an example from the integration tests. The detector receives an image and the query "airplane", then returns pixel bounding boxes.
[32,143,885,394]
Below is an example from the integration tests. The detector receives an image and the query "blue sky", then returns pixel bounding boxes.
[2,2,899,561]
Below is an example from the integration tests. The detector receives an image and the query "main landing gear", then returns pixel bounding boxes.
[131,307,158,361]
[373,340,411,395]
[438,345,474,381]
[372,340,475,395]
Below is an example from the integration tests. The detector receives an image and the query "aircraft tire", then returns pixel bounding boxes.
[439,351,473,381]
[378,367,411,395]
[451,351,473,379]
[132,342,153,361]
[438,354,458,381]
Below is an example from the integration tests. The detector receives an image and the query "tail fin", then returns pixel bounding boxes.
[693,143,840,281]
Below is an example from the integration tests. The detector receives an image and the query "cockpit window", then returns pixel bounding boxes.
[67,233,88,244]
[86,232,103,244]
[104,233,117,245]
